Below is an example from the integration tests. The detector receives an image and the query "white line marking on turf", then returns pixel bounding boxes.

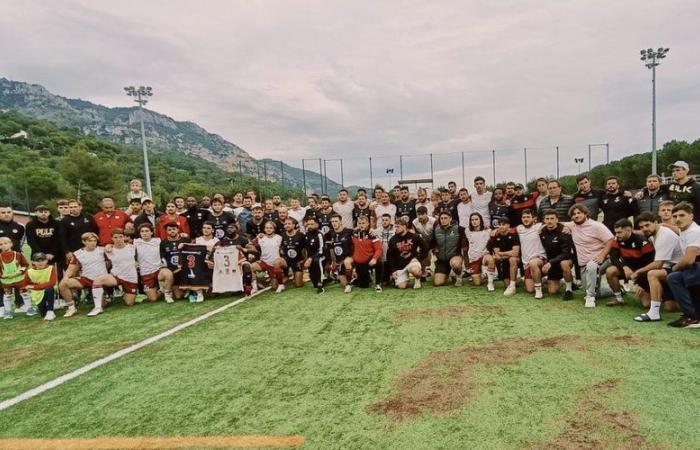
[0,288,271,412]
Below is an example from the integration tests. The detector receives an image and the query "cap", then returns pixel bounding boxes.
[252,204,263,210]
[497,216,511,225]
[141,197,153,204]
[668,161,689,171]
[31,252,48,262]
[34,204,49,212]
[515,184,524,190]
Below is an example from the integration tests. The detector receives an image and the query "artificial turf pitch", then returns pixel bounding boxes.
[0,283,698,449]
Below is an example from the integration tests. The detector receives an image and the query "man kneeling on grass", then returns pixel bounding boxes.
[666,202,700,328]
[539,209,574,299]
[488,217,520,296]
[605,219,655,307]
[387,218,427,289]
[633,212,682,322]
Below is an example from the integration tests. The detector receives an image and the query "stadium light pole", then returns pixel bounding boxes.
[640,47,669,175]
[124,85,154,197]
[574,157,584,174]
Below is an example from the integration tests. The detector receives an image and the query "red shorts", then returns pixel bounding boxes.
[140,270,161,290]
[257,261,278,278]
[469,258,483,275]
[116,277,138,295]
[523,258,546,280]
[78,277,94,288]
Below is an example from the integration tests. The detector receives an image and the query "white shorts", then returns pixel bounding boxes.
[396,258,420,284]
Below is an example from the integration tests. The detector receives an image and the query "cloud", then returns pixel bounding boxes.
[1,0,699,188]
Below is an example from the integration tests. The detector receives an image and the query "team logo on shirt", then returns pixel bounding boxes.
[287,249,298,258]
[215,229,225,239]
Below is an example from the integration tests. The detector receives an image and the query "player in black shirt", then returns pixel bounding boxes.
[605,218,655,307]
[600,176,639,232]
[314,196,335,235]
[279,218,306,288]
[326,214,355,292]
[434,189,458,221]
[159,222,190,300]
[539,209,574,299]
[394,186,417,226]
[245,206,266,240]
[352,194,373,228]
[303,216,326,293]
[487,216,520,295]
[206,197,237,240]
[387,218,427,289]
[181,196,209,238]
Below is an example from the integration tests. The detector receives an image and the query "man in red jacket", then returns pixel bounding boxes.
[351,215,383,291]
[156,201,190,239]
[94,197,131,245]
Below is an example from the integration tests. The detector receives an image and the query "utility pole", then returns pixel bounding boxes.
[124,86,154,197]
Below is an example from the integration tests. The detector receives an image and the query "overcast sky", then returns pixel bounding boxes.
[1,0,699,188]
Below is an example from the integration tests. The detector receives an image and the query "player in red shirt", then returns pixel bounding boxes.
[156,202,190,239]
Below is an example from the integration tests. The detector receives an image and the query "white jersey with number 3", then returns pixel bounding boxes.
[212,245,243,293]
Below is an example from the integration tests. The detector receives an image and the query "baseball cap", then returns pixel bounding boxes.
[34,205,50,212]
[515,184,524,190]
[31,252,48,262]
[141,197,153,204]
[668,161,689,171]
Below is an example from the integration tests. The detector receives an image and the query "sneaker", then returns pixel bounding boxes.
[344,285,352,294]
[375,284,383,293]
[487,283,495,292]
[413,279,422,289]
[584,296,596,308]
[25,306,38,317]
[275,284,286,294]
[562,290,574,301]
[454,276,463,287]
[196,291,204,303]
[668,316,700,328]
[534,288,543,299]
[64,305,78,317]
[44,311,56,321]
[606,298,625,307]
[16,304,28,313]
[164,293,174,304]
[87,307,103,317]
[316,286,325,294]
[503,284,516,296]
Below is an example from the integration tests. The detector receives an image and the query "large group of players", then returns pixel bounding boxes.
[1,160,700,328]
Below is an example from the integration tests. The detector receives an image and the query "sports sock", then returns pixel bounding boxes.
[487,271,495,284]
[565,281,573,291]
[91,287,104,309]
[509,281,516,288]
[20,292,32,308]
[3,294,13,313]
[614,291,623,302]
[648,300,662,319]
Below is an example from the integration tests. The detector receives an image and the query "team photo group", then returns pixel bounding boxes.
[2,160,700,328]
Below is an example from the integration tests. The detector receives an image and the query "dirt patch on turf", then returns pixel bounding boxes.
[530,379,655,450]
[368,335,639,421]
[0,341,136,372]
[395,304,505,321]
[0,347,40,370]
[0,435,305,449]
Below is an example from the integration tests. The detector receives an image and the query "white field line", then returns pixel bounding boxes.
[0,287,271,412]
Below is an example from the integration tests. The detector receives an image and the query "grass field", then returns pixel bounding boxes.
[0,283,698,449]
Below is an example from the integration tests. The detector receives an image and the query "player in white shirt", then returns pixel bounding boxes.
[333,189,355,230]
[91,228,139,308]
[58,232,109,317]
[516,209,547,299]
[465,212,496,289]
[195,222,219,253]
[471,177,492,226]
[133,223,175,303]
[456,188,473,228]
[413,206,436,279]
[633,212,683,322]
[250,221,286,293]
[288,197,307,232]
[374,192,397,224]
[414,188,434,218]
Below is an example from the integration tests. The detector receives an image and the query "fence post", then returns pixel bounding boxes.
[556,146,560,178]
[369,157,373,192]
[302,159,307,195]
[491,149,496,186]
[606,143,610,164]
[399,155,403,182]
[318,158,323,194]
[429,153,434,189]
[340,158,344,189]
[323,159,328,194]
[280,160,284,188]
[524,147,528,185]
[588,144,592,172]
[461,151,465,187]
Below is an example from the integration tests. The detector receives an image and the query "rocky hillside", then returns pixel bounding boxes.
[0,78,340,194]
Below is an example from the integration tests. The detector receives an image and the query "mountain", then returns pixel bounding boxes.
[0,78,341,194]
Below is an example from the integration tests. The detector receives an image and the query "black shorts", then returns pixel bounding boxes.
[546,260,566,281]
[284,258,304,273]
[434,260,452,275]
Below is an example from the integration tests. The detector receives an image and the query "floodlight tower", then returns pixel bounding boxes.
[124,85,154,197]
[640,47,669,175]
